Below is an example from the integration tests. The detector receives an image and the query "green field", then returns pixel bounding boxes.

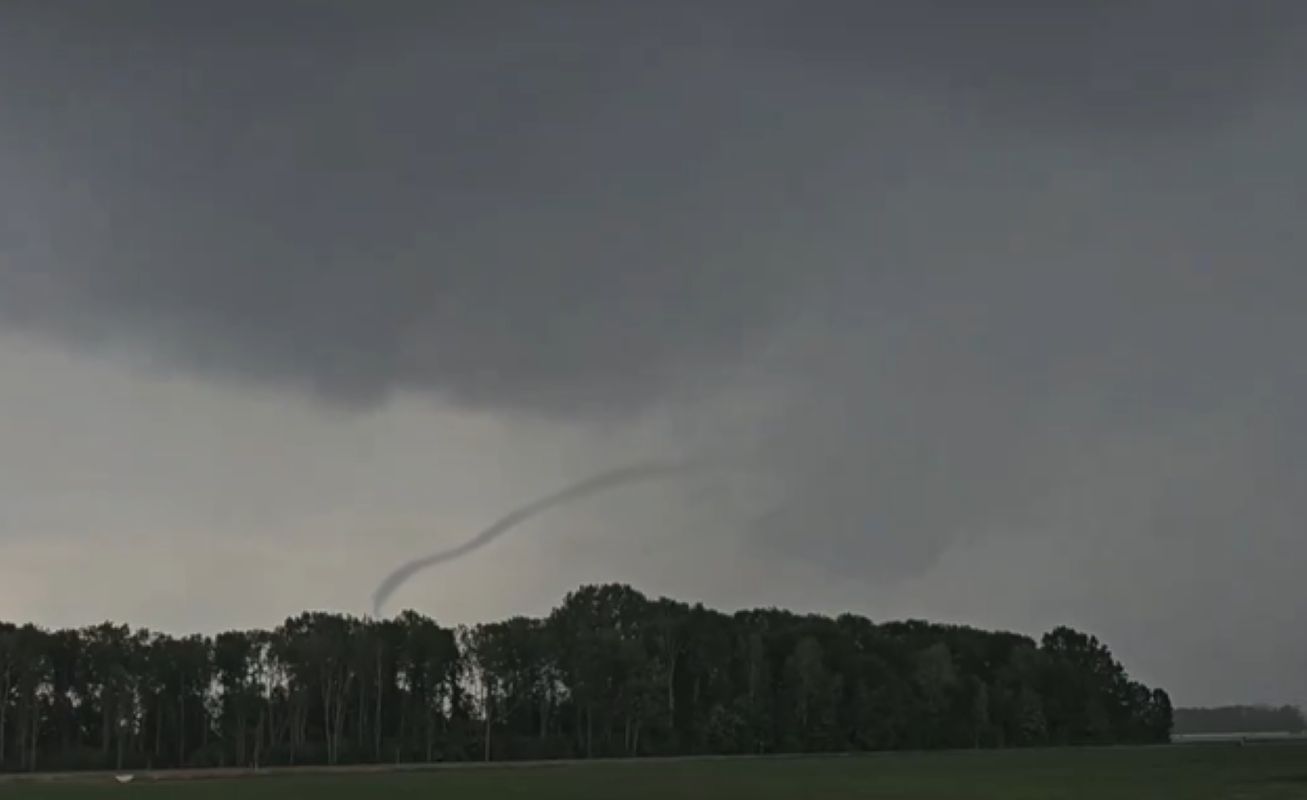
[7,746,1307,799]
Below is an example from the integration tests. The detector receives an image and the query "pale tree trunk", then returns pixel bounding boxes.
[328,673,352,766]
[327,673,353,765]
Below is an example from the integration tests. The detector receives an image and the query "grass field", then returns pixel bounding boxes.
[7,745,1307,799]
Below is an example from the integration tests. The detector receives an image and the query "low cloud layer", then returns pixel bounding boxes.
[1,2,1305,705]
[4,2,1303,411]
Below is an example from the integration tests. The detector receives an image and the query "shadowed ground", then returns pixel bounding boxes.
[6,744,1307,799]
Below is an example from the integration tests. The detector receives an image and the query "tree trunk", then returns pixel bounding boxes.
[330,674,352,766]
[396,700,407,762]
[178,691,186,768]
[321,676,334,765]
[101,694,113,759]
[374,650,384,761]
[289,699,302,766]
[289,702,297,765]
[667,658,677,719]
[482,686,492,762]
[29,699,39,772]
[357,680,367,757]
[539,693,549,739]
[253,709,264,768]
[154,699,163,762]
[17,699,27,771]
[236,710,247,768]
[274,707,287,758]
[574,704,582,754]
[425,711,434,763]
[0,676,9,770]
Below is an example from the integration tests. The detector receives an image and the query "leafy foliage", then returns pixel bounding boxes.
[0,585,1170,772]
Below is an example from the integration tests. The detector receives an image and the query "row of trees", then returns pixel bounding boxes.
[1173,705,1306,735]
[0,584,1171,772]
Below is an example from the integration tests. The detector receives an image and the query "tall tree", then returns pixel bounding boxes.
[0,586,1174,774]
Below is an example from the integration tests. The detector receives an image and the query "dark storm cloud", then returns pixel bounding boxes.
[762,1,1306,131]
[2,0,1306,675]
[2,1,1303,412]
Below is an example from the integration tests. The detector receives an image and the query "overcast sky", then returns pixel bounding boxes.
[2,1,1305,708]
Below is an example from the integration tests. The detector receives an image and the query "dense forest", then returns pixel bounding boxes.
[1173,705,1306,735]
[0,584,1171,773]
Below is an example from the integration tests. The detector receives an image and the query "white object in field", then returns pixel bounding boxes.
[115,775,135,784]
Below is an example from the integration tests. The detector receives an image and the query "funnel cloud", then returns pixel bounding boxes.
[372,461,701,617]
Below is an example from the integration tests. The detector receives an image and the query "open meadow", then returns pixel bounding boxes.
[6,745,1307,800]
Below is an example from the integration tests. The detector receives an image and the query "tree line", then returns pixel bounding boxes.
[0,583,1171,772]
[1173,705,1306,735]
